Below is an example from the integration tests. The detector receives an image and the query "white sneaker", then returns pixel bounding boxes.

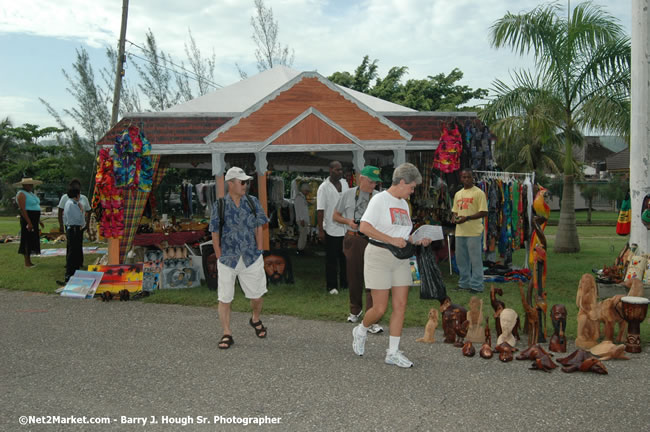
[347,312,362,323]
[368,323,384,334]
[385,350,414,368]
[352,324,367,356]
[329,288,339,295]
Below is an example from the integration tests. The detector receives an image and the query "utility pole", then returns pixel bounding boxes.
[630,0,650,253]
[111,0,129,126]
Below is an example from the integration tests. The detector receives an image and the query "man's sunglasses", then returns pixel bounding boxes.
[239,179,250,185]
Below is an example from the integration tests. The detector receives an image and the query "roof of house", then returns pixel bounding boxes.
[164,65,416,114]
[97,67,483,156]
[606,147,630,172]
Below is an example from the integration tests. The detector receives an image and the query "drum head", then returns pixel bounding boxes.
[621,296,650,304]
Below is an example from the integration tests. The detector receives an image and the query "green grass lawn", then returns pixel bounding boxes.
[0,215,61,237]
[1,222,647,343]
[548,210,618,224]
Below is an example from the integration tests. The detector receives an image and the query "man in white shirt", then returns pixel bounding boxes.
[317,161,349,294]
[58,179,91,233]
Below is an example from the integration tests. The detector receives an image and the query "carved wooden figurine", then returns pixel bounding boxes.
[589,341,629,361]
[520,282,540,347]
[480,318,493,359]
[416,308,439,343]
[591,295,627,343]
[528,186,550,343]
[490,285,521,340]
[494,342,517,362]
[462,341,476,357]
[466,296,485,343]
[516,344,557,372]
[548,304,568,353]
[557,349,608,374]
[440,297,468,345]
[575,274,600,349]
[496,308,518,347]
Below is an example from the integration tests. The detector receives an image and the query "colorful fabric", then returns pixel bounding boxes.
[433,126,462,173]
[616,193,631,236]
[118,155,161,263]
[94,148,124,239]
[113,126,154,192]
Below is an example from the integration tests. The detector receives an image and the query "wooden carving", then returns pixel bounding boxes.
[575,274,600,349]
[466,296,485,343]
[480,318,493,359]
[416,308,439,343]
[549,304,568,353]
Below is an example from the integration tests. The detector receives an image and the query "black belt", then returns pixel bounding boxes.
[66,225,82,230]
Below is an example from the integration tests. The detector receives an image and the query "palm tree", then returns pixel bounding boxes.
[485,1,630,252]
[481,71,565,177]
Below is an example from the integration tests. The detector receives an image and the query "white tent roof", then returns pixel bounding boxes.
[164,65,416,114]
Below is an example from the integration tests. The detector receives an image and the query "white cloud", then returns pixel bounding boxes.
[0,0,633,128]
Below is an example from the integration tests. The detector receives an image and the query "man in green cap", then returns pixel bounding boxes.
[333,165,383,333]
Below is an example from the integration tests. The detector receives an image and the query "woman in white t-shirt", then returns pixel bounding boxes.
[352,163,431,368]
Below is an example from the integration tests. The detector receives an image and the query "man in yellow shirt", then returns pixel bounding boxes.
[452,169,488,292]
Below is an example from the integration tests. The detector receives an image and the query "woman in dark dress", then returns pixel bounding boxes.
[15,177,44,267]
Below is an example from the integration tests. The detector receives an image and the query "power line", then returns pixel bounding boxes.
[125,39,223,89]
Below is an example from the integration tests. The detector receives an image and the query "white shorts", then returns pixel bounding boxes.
[217,255,268,303]
[363,244,412,289]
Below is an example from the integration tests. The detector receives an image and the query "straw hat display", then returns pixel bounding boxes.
[13,177,43,187]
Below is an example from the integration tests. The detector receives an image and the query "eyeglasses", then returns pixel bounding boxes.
[239,180,250,185]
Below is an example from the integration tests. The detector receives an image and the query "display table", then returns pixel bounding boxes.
[133,231,208,246]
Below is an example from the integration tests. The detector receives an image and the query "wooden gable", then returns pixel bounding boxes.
[271,113,353,145]
[210,77,404,143]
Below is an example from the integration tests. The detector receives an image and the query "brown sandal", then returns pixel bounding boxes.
[249,318,267,338]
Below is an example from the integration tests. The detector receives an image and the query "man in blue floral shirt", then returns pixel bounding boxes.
[210,167,270,349]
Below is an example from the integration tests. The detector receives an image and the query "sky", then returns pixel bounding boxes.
[0,0,632,134]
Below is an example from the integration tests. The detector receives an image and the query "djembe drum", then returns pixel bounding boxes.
[620,296,650,353]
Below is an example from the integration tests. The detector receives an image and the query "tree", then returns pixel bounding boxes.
[578,182,605,224]
[481,71,565,176]
[486,2,630,252]
[328,57,487,111]
[40,48,111,144]
[250,0,294,72]
[184,29,216,96]
[132,29,182,111]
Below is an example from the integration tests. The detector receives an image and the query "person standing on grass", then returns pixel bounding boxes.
[452,168,488,293]
[332,165,383,334]
[352,163,431,368]
[209,167,270,350]
[317,161,349,295]
[57,178,91,274]
[14,177,44,268]
[58,179,91,235]
[56,187,85,286]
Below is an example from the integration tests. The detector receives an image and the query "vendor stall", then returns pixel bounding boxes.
[96,66,491,265]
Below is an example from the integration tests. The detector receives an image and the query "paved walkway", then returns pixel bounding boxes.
[2,289,649,431]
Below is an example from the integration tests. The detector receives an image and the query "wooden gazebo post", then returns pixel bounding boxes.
[255,152,270,250]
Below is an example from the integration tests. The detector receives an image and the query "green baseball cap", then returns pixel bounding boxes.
[361,165,381,182]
